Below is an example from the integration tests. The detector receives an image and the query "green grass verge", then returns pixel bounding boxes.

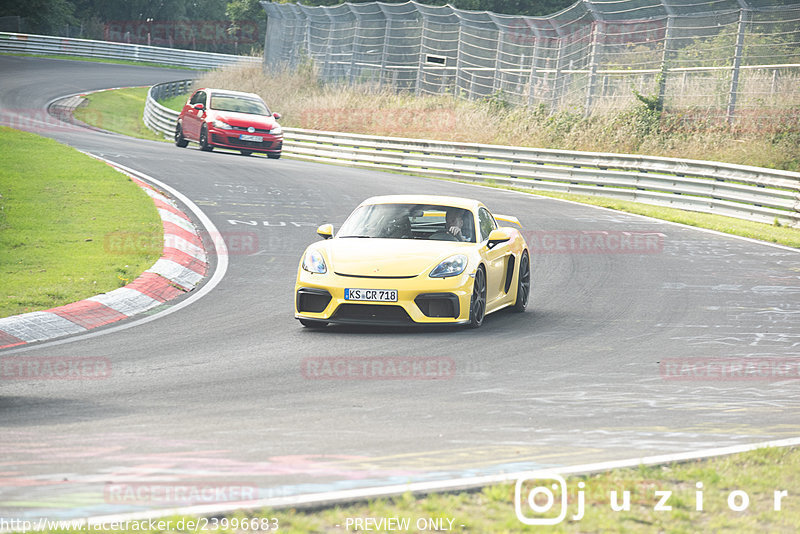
[0,126,162,318]
[18,446,799,533]
[73,87,166,141]
[159,92,190,112]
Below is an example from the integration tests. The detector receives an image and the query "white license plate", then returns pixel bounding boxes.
[239,134,263,142]
[345,288,398,302]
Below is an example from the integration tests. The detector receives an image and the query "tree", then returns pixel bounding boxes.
[0,0,77,35]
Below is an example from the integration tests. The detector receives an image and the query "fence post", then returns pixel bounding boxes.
[657,14,675,110]
[415,10,427,95]
[527,38,541,107]
[469,71,476,100]
[726,8,750,125]
[582,0,603,117]
[493,26,503,94]
[379,16,392,88]
[349,6,360,85]
[584,21,601,117]
[455,20,464,97]
[550,37,565,113]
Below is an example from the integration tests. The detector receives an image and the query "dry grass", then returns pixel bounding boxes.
[194,62,800,171]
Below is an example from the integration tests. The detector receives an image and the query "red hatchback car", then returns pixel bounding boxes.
[175,88,283,158]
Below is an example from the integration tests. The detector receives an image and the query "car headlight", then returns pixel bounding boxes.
[270,124,282,135]
[302,250,327,274]
[213,119,232,129]
[429,254,467,278]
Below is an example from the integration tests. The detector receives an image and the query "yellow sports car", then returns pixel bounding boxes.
[294,195,530,328]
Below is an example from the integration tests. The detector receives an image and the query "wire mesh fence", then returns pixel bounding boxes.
[260,0,800,126]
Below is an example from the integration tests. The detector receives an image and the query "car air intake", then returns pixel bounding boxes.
[414,293,459,319]
[331,304,413,324]
[296,288,332,313]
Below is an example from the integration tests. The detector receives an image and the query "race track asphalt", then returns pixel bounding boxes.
[1,55,799,520]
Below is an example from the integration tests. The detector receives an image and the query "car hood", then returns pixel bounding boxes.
[210,110,277,129]
[322,238,471,278]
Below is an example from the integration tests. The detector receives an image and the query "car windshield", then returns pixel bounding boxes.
[209,94,271,115]
[338,203,475,242]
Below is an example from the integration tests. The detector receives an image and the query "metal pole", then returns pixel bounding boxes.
[379,17,392,88]
[584,20,601,117]
[415,9,427,95]
[527,38,540,107]
[727,9,750,125]
[349,6,360,85]
[493,27,503,94]
[657,15,674,111]
[550,37,565,113]
[455,20,464,97]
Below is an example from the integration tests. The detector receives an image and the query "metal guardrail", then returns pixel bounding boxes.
[144,80,194,137]
[0,32,261,69]
[143,80,800,227]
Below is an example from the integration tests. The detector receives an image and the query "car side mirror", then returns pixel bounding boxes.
[193,103,205,111]
[317,224,333,240]
[486,228,511,249]
[273,112,281,120]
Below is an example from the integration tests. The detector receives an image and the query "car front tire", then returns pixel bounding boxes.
[175,122,188,148]
[467,266,486,328]
[199,125,213,151]
[267,152,281,159]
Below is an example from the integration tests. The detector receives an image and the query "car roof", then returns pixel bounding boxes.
[359,195,485,212]
[198,88,264,100]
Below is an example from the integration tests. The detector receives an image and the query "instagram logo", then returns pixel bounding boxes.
[515,474,569,525]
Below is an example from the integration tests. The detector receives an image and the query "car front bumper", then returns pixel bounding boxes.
[294,269,475,325]
[208,127,282,153]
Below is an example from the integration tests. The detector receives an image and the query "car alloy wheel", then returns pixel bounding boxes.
[199,125,213,151]
[468,267,486,328]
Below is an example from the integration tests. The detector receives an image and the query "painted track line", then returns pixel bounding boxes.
[34,435,799,529]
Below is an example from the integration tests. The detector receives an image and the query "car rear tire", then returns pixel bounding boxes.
[199,125,213,152]
[513,250,530,312]
[267,152,281,159]
[467,267,486,328]
[299,319,327,328]
[175,123,188,148]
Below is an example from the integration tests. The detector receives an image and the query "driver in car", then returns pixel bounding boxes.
[446,209,468,241]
